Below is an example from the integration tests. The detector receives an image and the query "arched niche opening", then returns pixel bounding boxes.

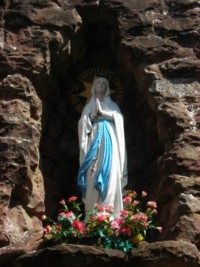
[39,10,163,227]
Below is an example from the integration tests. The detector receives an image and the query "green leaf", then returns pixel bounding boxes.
[105,238,112,249]
[97,230,105,238]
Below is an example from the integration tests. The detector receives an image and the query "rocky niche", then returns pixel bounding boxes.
[0,0,200,266]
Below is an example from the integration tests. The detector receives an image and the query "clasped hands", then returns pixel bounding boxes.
[89,99,103,121]
[89,99,112,121]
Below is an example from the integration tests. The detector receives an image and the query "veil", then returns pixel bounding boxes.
[87,77,112,112]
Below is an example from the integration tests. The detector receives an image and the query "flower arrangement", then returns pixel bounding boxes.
[42,190,162,252]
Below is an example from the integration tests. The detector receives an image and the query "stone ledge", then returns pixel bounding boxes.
[2,240,198,267]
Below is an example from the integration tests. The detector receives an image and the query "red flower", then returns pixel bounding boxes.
[97,214,106,222]
[59,199,66,205]
[119,227,131,237]
[56,225,62,231]
[95,203,104,212]
[68,196,78,203]
[90,216,97,222]
[72,220,86,234]
[45,224,52,234]
[123,196,132,206]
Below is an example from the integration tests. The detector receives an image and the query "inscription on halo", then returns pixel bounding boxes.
[71,68,123,113]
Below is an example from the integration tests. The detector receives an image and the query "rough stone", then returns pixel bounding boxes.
[0,0,200,265]
[0,74,44,249]
[9,241,200,267]
[0,0,81,252]
[131,240,200,267]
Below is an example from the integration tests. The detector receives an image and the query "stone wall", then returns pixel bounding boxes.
[0,0,200,265]
[0,0,82,250]
[0,74,44,248]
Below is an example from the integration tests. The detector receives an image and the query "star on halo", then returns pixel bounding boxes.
[78,79,94,103]
[78,75,115,103]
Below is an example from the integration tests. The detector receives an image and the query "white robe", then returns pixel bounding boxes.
[78,96,127,218]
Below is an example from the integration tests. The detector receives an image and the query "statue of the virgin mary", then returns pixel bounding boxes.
[77,77,127,218]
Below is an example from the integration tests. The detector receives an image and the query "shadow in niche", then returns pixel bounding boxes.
[38,16,163,231]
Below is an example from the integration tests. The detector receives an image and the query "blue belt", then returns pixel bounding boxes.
[92,119,113,124]
[77,119,112,201]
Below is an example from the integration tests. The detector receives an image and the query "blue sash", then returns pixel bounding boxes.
[77,120,112,201]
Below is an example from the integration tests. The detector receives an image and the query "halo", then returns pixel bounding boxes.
[71,68,123,112]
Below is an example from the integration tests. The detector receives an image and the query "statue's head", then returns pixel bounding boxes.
[93,77,109,101]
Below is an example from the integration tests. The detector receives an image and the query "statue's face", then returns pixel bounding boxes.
[94,78,107,101]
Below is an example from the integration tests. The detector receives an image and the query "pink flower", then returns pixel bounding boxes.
[59,199,66,205]
[147,201,157,208]
[114,218,125,226]
[157,226,163,233]
[56,225,61,231]
[140,212,148,222]
[132,214,141,224]
[72,220,86,234]
[119,227,131,237]
[132,212,148,224]
[105,205,113,213]
[90,216,97,222]
[65,211,75,219]
[68,196,78,203]
[111,220,120,230]
[58,211,75,221]
[133,200,139,205]
[142,222,149,228]
[120,209,129,218]
[45,224,52,234]
[142,191,147,197]
[147,208,157,213]
[41,214,46,220]
[58,212,66,217]
[123,196,132,206]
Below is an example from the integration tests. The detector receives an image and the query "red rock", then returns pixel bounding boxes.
[8,241,200,267]
[0,0,200,264]
[0,74,44,249]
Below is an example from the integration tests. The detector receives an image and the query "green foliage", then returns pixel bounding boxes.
[42,191,162,253]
